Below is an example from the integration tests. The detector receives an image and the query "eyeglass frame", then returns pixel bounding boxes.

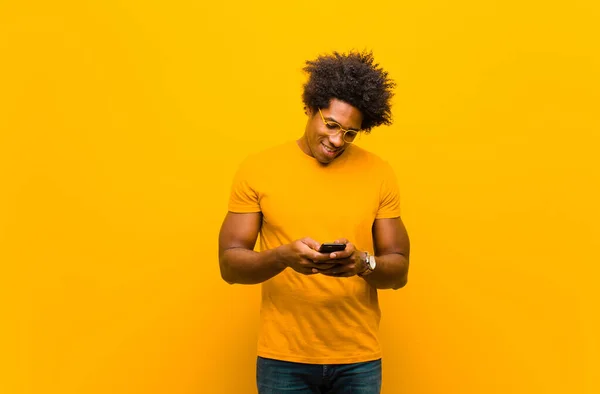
[318,108,361,143]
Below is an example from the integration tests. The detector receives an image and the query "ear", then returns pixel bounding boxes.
[304,106,314,117]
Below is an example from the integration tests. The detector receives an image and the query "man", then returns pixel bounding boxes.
[218,51,410,394]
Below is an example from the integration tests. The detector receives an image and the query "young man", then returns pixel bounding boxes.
[218,51,410,394]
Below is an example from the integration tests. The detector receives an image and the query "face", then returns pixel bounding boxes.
[299,98,363,165]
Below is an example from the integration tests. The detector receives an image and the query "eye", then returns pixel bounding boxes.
[345,131,358,140]
[325,122,341,130]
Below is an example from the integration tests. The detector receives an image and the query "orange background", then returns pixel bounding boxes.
[1,1,599,393]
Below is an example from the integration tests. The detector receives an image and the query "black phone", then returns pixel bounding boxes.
[319,243,346,253]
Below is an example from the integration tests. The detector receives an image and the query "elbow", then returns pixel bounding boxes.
[219,259,236,285]
[221,272,236,285]
[392,276,408,290]
[392,258,409,290]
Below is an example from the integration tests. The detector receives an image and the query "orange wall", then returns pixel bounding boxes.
[1,1,599,393]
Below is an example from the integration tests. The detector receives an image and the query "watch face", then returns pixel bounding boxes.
[368,256,376,270]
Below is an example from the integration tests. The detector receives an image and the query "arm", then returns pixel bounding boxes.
[218,212,332,285]
[218,212,285,285]
[316,217,410,290]
[362,217,410,290]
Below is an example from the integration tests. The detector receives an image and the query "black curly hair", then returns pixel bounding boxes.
[302,51,395,132]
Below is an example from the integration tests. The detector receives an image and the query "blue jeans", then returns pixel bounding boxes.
[256,356,382,394]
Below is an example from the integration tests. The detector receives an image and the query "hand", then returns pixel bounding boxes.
[277,237,336,275]
[316,238,365,278]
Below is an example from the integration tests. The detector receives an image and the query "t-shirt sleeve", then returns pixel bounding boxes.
[227,156,262,213]
[376,161,401,219]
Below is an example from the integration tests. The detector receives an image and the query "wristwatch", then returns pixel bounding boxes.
[358,251,376,277]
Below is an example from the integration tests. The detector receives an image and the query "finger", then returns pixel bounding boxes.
[333,238,349,244]
[312,262,339,270]
[329,250,351,259]
[306,250,333,261]
[325,258,352,266]
[344,242,356,253]
[329,247,355,260]
[329,241,355,259]
[298,266,318,275]
[323,264,356,276]
[301,237,321,251]
[301,258,327,269]
[318,263,355,275]
[321,271,355,277]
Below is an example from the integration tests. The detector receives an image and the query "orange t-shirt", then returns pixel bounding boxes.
[228,141,401,364]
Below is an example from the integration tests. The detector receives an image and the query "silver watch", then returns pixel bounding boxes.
[358,251,376,277]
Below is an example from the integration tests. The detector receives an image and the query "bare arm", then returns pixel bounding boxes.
[218,212,332,285]
[362,217,410,290]
[316,217,410,290]
[218,212,285,284]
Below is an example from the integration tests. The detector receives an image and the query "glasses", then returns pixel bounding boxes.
[318,108,361,143]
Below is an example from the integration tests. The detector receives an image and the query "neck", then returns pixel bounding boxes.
[296,135,313,158]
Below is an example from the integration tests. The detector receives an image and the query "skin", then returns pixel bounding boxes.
[297,98,363,165]
[219,99,410,289]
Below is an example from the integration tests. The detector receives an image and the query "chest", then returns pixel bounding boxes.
[257,166,382,238]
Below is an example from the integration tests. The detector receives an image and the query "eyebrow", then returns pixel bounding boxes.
[324,116,360,132]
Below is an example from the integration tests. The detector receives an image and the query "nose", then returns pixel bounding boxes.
[328,132,345,148]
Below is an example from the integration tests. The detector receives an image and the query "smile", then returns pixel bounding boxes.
[322,143,339,154]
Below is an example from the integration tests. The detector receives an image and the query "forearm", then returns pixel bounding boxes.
[219,247,286,285]
[362,253,409,290]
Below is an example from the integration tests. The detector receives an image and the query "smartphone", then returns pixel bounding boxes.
[319,243,346,253]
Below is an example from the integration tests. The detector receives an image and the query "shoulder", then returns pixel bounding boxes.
[235,140,296,178]
[345,144,395,173]
[256,140,297,161]
[245,141,295,163]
